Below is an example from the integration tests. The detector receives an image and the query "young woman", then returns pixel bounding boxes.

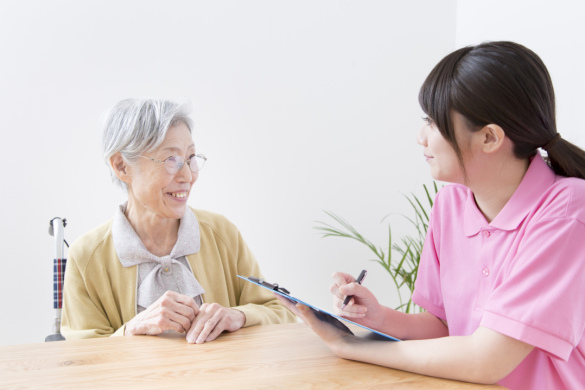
[277,41,585,389]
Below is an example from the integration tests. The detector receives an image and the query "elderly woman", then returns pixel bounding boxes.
[62,99,295,343]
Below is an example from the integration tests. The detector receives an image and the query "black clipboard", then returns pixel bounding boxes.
[238,275,400,341]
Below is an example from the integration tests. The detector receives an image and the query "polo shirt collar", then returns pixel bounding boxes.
[464,154,555,237]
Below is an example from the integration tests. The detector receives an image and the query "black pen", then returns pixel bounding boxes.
[341,269,367,309]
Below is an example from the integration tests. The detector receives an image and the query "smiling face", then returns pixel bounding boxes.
[124,122,198,221]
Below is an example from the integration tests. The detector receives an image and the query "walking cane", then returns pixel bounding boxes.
[45,217,67,342]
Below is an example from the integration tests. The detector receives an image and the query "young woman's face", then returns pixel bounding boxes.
[417,113,467,184]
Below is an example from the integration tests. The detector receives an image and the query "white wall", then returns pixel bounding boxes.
[5,1,584,346]
[0,0,585,345]
[0,0,456,345]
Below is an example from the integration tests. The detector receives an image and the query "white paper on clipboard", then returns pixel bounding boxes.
[238,275,400,341]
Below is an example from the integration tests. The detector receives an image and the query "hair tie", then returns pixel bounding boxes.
[542,133,561,150]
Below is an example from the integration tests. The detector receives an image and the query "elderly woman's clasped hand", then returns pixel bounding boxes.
[125,290,246,343]
[125,291,197,335]
[186,301,245,344]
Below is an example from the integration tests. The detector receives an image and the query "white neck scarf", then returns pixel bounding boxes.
[112,204,205,309]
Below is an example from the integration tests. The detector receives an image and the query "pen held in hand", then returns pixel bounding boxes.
[341,269,367,309]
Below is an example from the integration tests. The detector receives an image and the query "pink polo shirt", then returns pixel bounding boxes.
[412,154,585,389]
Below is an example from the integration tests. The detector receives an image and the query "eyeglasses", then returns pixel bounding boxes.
[139,154,207,175]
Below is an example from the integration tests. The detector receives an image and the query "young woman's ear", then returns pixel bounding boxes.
[480,124,506,154]
[110,153,132,184]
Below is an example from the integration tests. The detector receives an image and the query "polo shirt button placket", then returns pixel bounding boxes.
[480,230,491,277]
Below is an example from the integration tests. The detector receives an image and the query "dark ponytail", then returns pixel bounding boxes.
[544,136,585,179]
[419,41,585,180]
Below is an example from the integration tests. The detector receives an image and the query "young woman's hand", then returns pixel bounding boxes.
[330,271,449,340]
[330,272,385,330]
[274,294,356,355]
[124,290,199,336]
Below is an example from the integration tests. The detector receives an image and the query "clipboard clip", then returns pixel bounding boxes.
[248,276,290,295]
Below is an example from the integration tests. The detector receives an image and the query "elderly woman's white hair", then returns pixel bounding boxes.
[102,98,194,189]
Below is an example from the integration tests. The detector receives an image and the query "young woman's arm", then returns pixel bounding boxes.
[337,322,533,384]
[278,296,533,385]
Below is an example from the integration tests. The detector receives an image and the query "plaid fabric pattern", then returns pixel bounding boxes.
[53,258,67,309]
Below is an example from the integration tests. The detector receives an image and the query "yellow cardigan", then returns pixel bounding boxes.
[62,208,295,339]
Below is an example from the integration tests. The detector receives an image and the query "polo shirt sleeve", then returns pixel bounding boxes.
[481,216,585,361]
[412,205,447,322]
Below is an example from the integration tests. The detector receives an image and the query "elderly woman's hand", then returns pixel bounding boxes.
[124,291,199,335]
[186,303,246,344]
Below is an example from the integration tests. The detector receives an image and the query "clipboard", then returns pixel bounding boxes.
[238,275,400,341]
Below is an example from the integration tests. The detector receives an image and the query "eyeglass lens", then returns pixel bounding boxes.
[165,156,205,174]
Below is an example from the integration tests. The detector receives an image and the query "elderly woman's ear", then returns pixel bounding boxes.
[110,153,132,184]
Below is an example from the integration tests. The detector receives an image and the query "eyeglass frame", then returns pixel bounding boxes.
[139,154,207,175]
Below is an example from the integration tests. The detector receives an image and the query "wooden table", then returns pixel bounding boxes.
[0,323,505,389]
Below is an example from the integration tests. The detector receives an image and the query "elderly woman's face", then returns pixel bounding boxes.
[127,122,198,220]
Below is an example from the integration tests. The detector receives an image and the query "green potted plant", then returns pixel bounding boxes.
[315,182,439,313]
